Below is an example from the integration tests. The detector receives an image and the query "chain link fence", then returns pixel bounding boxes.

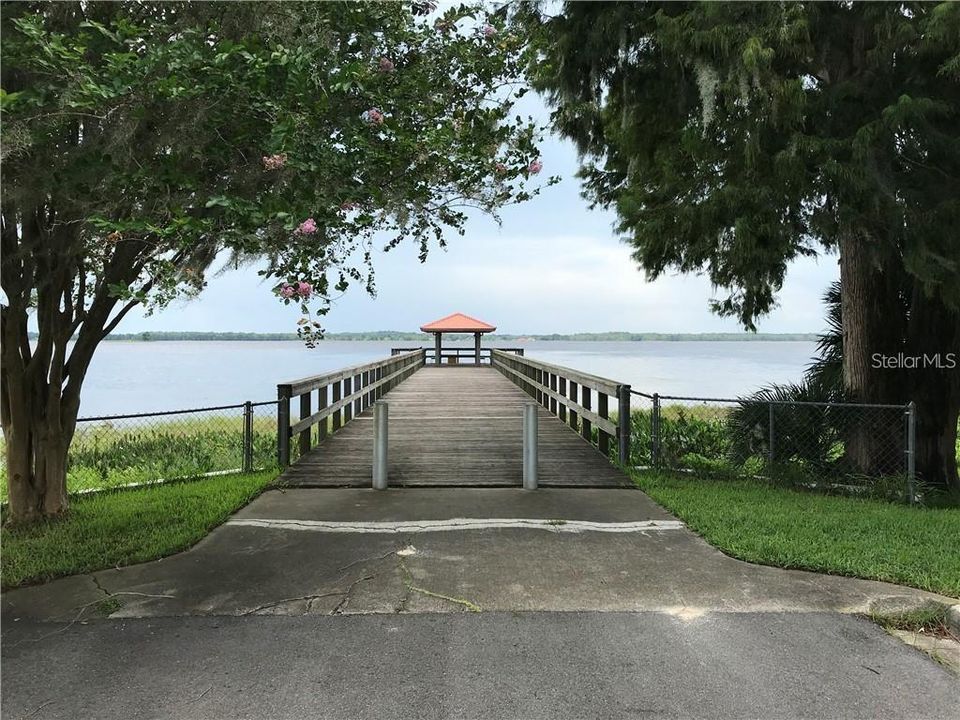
[628,391,916,502]
[0,401,278,502]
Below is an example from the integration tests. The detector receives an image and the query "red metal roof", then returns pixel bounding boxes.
[420,312,496,333]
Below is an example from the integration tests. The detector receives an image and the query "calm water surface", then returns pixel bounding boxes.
[78,340,818,417]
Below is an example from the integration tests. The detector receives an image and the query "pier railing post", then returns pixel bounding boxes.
[581,387,592,443]
[318,385,328,442]
[523,402,538,489]
[373,401,389,490]
[299,390,312,456]
[598,392,609,456]
[277,385,291,467]
[617,384,631,466]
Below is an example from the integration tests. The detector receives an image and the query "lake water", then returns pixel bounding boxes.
[77,340,818,417]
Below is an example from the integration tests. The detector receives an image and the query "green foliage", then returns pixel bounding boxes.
[629,405,730,470]
[0,470,277,588]
[2,2,553,333]
[632,471,960,597]
[804,282,844,394]
[1,1,558,518]
[727,382,840,471]
[518,2,960,327]
[631,393,918,502]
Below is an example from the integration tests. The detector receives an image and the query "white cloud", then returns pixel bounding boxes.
[113,97,839,336]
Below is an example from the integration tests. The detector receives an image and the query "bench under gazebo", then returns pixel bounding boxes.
[420,312,496,365]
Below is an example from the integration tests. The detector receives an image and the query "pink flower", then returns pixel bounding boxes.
[482,23,497,38]
[262,153,287,170]
[494,162,508,175]
[295,218,318,235]
[378,57,395,73]
[279,284,295,299]
[296,281,313,298]
[528,159,543,175]
[364,108,385,126]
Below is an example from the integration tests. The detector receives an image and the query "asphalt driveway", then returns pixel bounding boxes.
[2,488,957,719]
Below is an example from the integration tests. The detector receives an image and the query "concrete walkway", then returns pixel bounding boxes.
[3,488,955,621]
[3,487,957,719]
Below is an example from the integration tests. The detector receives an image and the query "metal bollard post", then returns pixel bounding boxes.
[372,401,389,490]
[523,402,538,490]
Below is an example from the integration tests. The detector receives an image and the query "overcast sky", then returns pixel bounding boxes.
[120,94,839,336]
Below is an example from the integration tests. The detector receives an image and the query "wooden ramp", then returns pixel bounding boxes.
[279,367,630,488]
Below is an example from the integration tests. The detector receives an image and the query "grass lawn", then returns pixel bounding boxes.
[632,471,960,598]
[1,470,277,590]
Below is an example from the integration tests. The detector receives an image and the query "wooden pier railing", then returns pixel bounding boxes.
[490,349,631,465]
[276,349,425,466]
[391,346,525,365]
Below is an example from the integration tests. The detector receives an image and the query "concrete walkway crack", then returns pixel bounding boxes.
[240,589,352,616]
[398,558,481,613]
[338,548,400,573]
[90,575,111,598]
[331,574,377,615]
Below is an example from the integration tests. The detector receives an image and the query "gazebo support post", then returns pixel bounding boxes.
[474,332,481,365]
[434,332,442,366]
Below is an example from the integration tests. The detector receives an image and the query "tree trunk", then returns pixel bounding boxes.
[4,422,71,523]
[839,230,904,474]
[913,395,960,495]
[905,286,960,494]
[1,328,76,524]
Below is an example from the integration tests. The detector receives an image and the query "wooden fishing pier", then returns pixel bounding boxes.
[276,315,632,489]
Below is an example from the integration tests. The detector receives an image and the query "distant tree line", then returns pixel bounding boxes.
[28,330,818,342]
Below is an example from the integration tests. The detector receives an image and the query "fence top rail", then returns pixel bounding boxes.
[279,349,424,396]
[490,348,626,395]
[652,392,909,410]
[77,401,277,423]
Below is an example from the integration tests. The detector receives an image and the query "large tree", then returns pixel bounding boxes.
[519,1,960,491]
[1,1,551,523]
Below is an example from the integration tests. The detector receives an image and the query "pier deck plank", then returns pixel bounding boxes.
[278,367,629,488]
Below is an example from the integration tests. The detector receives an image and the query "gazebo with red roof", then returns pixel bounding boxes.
[420,312,496,365]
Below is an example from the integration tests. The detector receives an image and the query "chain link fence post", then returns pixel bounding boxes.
[651,393,661,470]
[768,402,775,467]
[242,401,253,473]
[905,401,916,504]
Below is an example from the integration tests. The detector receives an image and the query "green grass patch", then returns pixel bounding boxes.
[869,604,955,636]
[631,471,960,597]
[1,470,277,589]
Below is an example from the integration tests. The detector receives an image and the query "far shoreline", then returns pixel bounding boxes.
[69,331,820,343]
